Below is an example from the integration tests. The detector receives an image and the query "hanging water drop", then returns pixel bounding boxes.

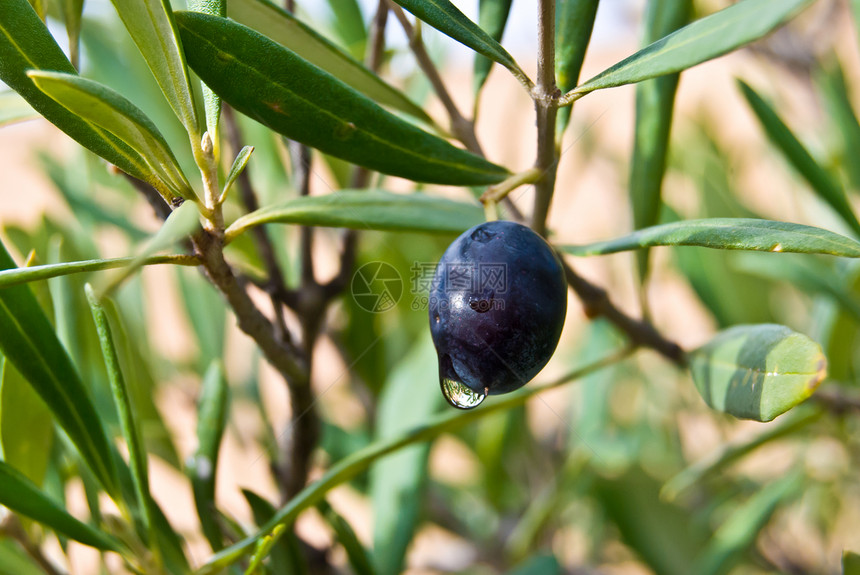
[441,377,486,409]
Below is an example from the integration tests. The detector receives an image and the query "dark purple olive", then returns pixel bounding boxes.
[429,220,567,409]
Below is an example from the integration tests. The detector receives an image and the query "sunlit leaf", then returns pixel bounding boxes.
[107,0,200,136]
[177,12,507,185]
[555,0,599,135]
[0,358,52,487]
[28,71,194,202]
[689,324,826,422]
[558,218,860,258]
[0,0,161,185]
[225,190,484,242]
[569,0,815,98]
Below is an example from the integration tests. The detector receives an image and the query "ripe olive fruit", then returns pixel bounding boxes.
[429,220,567,409]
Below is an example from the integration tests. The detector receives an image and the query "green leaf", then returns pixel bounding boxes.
[693,473,803,575]
[0,358,53,487]
[188,361,230,552]
[60,0,84,68]
[242,489,307,575]
[228,0,431,123]
[107,0,200,136]
[555,0,599,135]
[325,0,367,60]
[473,0,514,95]
[177,12,507,186]
[86,286,158,545]
[507,554,562,575]
[569,0,815,98]
[188,0,225,146]
[0,90,37,127]
[558,218,860,258]
[689,324,826,422]
[28,71,194,203]
[318,500,375,575]
[817,59,860,195]
[0,460,121,551]
[390,0,527,83]
[0,239,121,498]
[196,350,630,574]
[370,336,441,575]
[0,539,44,575]
[630,0,691,279]
[0,0,163,185]
[739,80,860,237]
[593,466,707,575]
[222,146,254,201]
[845,551,860,575]
[661,408,821,501]
[0,254,198,291]
[225,190,484,242]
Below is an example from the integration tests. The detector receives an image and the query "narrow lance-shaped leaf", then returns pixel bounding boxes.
[845,551,860,575]
[817,60,860,195]
[0,460,121,552]
[318,500,375,575]
[0,0,161,184]
[693,473,803,574]
[225,190,484,243]
[0,359,53,487]
[108,0,200,136]
[177,12,508,186]
[739,80,860,238]
[567,0,815,99]
[661,408,821,501]
[188,361,230,552]
[228,0,432,123]
[473,0,514,96]
[0,240,121,498]
[221,146,254,202]
[28,71,195,203]
[371,338,441,575]
[86,286,158,545]
[60,0,84,69]
[389,0,528,85]
[689,324,826,422]
[630,0,691,281]
[555,0,599,136]
[558,218,860,258]
[188,0,225,153]
[325,0,367,60]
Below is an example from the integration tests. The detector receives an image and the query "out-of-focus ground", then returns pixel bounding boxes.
[1,0,858,573]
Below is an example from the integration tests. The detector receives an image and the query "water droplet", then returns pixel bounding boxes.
[441,377,486,409]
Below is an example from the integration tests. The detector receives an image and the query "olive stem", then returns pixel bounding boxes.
[532,0,560,238]
[480,167,543,204]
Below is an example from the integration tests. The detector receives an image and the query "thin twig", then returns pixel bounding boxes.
[560,257,687,366]
[531,0,560,237]
[388,2,483,155]
[222,105,296,334]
